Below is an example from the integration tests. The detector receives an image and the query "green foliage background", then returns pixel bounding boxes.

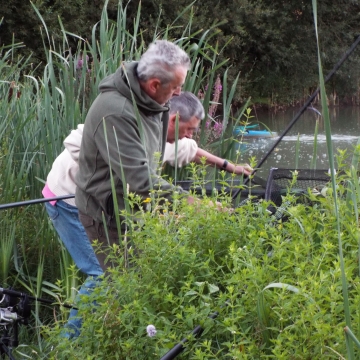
[2,0,360,358]
[1,0,360,106]
[44,184,360,359]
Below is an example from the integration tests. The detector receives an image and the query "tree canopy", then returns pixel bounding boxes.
[1,0,360,107]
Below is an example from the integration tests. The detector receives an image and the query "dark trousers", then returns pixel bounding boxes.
[78,211,127,271]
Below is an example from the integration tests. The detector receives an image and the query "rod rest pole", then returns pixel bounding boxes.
[0,287,76,310]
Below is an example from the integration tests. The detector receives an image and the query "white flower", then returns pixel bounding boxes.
[146,324,157,337]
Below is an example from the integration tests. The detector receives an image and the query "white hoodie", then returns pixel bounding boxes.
[43,124,84,206]
[163,138,198,167]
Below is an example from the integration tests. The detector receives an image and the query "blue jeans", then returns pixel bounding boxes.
[45,200,104,338]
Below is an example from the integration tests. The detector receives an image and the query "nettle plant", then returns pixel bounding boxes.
[44,164,360,359]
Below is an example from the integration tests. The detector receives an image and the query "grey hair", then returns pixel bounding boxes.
[137,40,191,85]
[169,91,205,122]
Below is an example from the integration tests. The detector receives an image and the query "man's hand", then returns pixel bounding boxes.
[231,164,253,176]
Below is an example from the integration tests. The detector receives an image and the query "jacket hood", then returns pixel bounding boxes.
[98,62,169,114]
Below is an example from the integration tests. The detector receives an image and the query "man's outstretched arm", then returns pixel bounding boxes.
[194,147,252,176]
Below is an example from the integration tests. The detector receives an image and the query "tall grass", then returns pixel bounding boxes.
[0,0,249,354]
[254,1,360,357]
[2,0,360,358]
[308,1,358,358]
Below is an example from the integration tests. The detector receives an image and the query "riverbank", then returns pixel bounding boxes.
[250,94,360,113]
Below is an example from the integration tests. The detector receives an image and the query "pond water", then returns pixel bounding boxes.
[232,106,360,180]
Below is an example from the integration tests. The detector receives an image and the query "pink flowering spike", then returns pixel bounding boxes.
[212,75,222,103]
[216,123,223,136]
[208,75,223,119]
[212,121,223,137]
[76,58,83,70]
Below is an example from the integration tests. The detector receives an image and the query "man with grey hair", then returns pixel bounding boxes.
[164,92,252,175]
[75,40,195,270]
[166,91,205,143]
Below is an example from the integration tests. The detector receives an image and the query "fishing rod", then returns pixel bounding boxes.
[0,195,74,210]
[159,298,232,360]
[159,310,219,360]
[232,33,360,200]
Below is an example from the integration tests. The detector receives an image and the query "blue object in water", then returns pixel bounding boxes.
[233,126,277,137]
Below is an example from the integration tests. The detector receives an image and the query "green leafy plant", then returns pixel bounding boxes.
[2,1,360,359]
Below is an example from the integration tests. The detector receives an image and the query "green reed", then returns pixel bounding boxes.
[313,0,358,357]
[0,0,246,354]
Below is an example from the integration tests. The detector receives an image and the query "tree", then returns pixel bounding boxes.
[1,0,360,106]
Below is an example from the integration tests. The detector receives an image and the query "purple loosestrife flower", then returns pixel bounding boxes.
[212,75,222,104]
[214,77,222,93]
[76,54,89,70]
[146,324,157,337]
[208,75,222,120]
[214,121,223,137]
[208,105,215,119]
[76,59,83,70]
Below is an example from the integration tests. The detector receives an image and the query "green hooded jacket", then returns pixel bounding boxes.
[75,62,184,227]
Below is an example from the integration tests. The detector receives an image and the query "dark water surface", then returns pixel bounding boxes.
[232,106,360,180]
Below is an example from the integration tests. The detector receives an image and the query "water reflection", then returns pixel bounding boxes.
[232,106,360,179]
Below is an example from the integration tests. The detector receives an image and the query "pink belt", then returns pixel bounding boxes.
[42,183,57,205]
